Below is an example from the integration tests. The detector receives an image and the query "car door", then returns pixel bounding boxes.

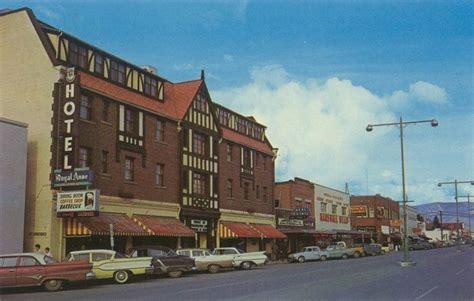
[0,257,17,287]
[306,248,316,260]
[16,256,45,287]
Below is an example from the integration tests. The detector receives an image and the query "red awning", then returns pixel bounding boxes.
[251,224,287,239]
[71,213,149,236]
[133,215,195,237]
[220,222,262,239]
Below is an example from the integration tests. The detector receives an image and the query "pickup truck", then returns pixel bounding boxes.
[176,248,234,273]
[323,244,356,260]
[211,247,268,270]
[0,253,94,291]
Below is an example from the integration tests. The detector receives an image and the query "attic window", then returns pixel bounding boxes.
[69,42,87,68]
[194,93,206,112]
[144,75,158,97]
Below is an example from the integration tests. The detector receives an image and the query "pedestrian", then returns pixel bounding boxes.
[44,247,53,258]
[34,244,43,254]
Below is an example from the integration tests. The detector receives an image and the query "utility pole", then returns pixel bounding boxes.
[440,211,443,241]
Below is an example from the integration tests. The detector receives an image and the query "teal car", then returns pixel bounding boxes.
[324,245,355,260]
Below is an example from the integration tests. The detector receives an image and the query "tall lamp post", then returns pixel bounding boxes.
[458,195,473,244]
[437,181,474,251]
[366,117,438,267]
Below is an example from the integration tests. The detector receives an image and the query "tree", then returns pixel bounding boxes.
[433,215,441,229]
[417,214,425,222]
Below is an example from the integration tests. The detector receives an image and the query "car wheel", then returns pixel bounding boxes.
[320,255,327,262]
[240,261,252,270]
[208,264,220,274]
[342,254,348,260]
[43,279,63,292]
[353,252,360,258]
[168,271,183,278]
[409,247,413,251]
[297,256,305,263]
[114,270,130,284]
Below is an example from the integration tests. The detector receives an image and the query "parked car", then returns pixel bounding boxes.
[66,249,153,284]
[288,246,329,263]
[211,247,268,270]
[127,246,194,278]
[409,241,432,251]
[363,244,382,256]
[0,253,95,291]
[176,248,233,273]
[323,244,356,260]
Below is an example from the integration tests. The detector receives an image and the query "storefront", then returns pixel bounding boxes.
[276,208,316,253]
[180,208,220,250]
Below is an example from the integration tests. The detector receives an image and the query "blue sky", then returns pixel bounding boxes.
[5,1,473,204]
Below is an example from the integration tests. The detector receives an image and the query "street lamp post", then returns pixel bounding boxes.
[438,180,474,251]
[366,117,438,267]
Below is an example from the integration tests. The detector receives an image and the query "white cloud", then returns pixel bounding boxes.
[211,65,456,204]
[386,80,448,109]
[173,63,194,71]
[223,54,234,62]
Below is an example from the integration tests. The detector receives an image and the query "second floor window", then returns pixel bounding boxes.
[101,151,108,173]
[102,99,109,121]
[156,119,164,142]
[125,109,134,133]
[78,147,91,168]
[242,148,251,167]
[342,207,347,216]
[193,132,206,155]
[193,172,206,195]
[80,95,92,120]
[95,54,104,75]
[227,179,233,197]
[124,157,134,181]
[332,205,338,215]
[321,202,327,213]
[244,182,250,200]
[263,186,267,202]
[226,144,233,162]
[256,185,260,199]
[155,163,164,186]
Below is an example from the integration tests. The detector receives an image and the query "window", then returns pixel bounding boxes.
[275,199,280,208]
[263,156,267,171]
[342,207,347,216]
[78,147,91,168]
[219,109,230,126]
[193,172,206,195]
[227,179,233,197]
[20,257,39,266]
[193,132,206,155]
[244,182,250,200]
[102,99,109,121]
[256,185,260,199]
[124,157,134,181]
[69,42,87,68]
[101,151,108,173]
[226,144,233,162]
[321,202,327,213]
[194,93,206,112]
[91,253,112,262]
[144,75,158,97]
[156,119,164,142]
[192,250,204,257]
[255,153,259,166]
[156,163,164,186]
[332,205,338,214]
[95,54,104,74]
[263,186,267,202]
[110,61,126,84]
[243,148,251,167]
[125,109,134,133]
[237,118,246,133]
[2,257,17,267]
[295,199,302,208]
[80,95,92,120]
[73,254,90,261]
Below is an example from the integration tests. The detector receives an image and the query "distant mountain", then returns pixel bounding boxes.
[415,202,473,225]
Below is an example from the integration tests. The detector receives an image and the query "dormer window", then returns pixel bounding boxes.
[194,93,206,112]
[144,75,158,97]
[69,42,87,68]
[95,54,104,75]
[111,61,126,84]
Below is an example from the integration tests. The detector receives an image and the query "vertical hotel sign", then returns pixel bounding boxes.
[62,68,77,170]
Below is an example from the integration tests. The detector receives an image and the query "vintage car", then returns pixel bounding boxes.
[211,247,268,270]
[364,244,383,256]
[66,249,153,284]
[0,253,95,291]
[176,248,234,273]
[127,246,194,278]
[409,241,433,251]
[288,246,329,263]
[323,244,356,260]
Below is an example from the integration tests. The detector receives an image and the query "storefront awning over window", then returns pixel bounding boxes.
[132,215,195,237]
[65,213,150,236]
[251,224,287,239]
[220,222,262,239]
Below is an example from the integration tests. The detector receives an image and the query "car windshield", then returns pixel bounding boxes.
[44,255,58,264]
[326,246,336,250]
[115,252,125,258]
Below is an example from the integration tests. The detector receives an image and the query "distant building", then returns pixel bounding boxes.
[400,205,418,236]
[0,118,28,253]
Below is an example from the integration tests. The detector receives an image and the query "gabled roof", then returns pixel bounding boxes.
[222,128,274,156]
[164,79,203,119]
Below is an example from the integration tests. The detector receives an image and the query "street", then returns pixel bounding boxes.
[1,246,473,301]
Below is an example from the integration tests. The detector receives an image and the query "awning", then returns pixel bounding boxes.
[280,229,327,235]
[65,213,150,236]
[220,222,262,239]
[251,224,287,239]
[133,215,195,237]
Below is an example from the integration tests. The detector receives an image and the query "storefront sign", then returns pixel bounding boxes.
[53,168,94,187]
[320,213,338,223]
[381,225,390,234]
[278,218,304,227]
[62,67,78,170]
[190,219,208,232]
[56,189,100,217]
[290,207,311,219]
[338,216,349,224]
[390,219,401,227]
[351,205,367,215]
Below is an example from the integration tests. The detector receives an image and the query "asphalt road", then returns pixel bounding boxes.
[2,246,473,301]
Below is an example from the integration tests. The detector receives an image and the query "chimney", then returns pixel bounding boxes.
[142,65,157,75]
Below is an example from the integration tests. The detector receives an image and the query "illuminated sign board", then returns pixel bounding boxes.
[56,189,100,217]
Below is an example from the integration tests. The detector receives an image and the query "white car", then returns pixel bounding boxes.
[288,246,329,263]
[211,247,268,270]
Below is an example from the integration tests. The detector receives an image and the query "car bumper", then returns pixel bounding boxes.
[86,272,96,280]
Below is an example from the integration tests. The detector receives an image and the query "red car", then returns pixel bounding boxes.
[0,253,95,291]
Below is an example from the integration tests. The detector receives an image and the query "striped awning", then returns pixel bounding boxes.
[64,213,150,236]
[251,224,287,239]
[219,222,262,239]
[132,215,195,237]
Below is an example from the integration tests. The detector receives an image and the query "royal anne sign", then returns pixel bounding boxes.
[62,67,77,170]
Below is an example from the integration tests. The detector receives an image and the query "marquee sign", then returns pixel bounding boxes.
[53,168,94,187]
[56,189,100,217]
[290,207,311,219]
[190,219,208,232]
